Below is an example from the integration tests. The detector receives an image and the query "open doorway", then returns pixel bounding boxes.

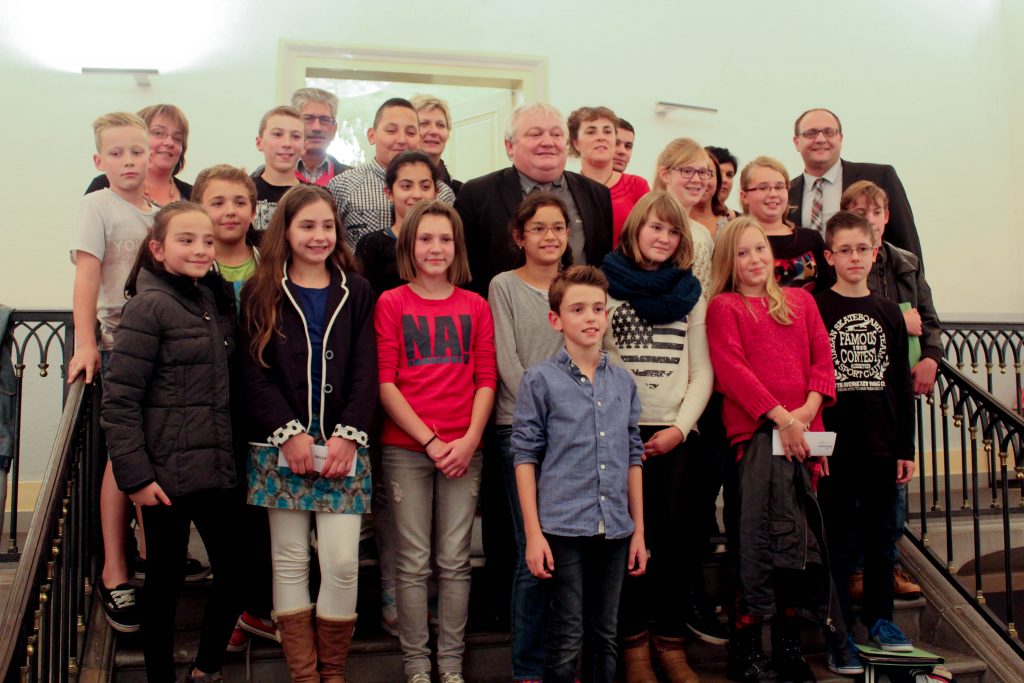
[280,43,547,180]
[305,77,514,181]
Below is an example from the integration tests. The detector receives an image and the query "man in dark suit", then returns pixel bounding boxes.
[455,102,613,295]
[788,108,923,261]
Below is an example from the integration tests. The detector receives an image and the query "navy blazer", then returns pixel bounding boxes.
[788,159,923,263]
[455,167,613,295]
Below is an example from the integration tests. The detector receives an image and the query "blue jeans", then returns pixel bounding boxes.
[543,534,629,683]
[497,426,545,680]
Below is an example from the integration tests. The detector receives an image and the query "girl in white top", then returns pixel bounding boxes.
[600,191,716,682]
[652,138,716,295]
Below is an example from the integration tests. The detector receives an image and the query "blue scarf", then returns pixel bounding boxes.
[600,251,702,324]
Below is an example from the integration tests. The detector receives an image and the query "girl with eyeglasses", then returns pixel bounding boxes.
[653,138,716,295]
[739,156,834,293]
[488,192,572,682]
[690,152,734,239]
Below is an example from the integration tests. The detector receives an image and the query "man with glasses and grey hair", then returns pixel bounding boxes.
[291,87,351,186]
[455,102,612,296]
[788,108,922,260]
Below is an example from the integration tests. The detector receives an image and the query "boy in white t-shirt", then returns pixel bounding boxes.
[68,112,158,634]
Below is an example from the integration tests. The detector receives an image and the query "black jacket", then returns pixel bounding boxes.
[788,160,922,262]
[101,267,237,496]
[868,243,942,363]
[455,167,613,296]
[238,264,378,447]
[736,423,833,620]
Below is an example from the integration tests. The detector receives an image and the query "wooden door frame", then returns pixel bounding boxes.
[278,41,547,109]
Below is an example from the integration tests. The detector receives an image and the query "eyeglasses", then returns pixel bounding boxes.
[798,127,840,139]
[524,225,568,236]
[829,245,874,257]
[744,183,788,193]
[302,115,336,126]
[149,128,184,145]
[672,166,713,180]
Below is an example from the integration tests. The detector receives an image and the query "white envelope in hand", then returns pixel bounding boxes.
[279,443,359,477]
[772,430,837,457]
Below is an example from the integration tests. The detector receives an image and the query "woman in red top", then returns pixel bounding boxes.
[706,217,857,682]
[375,201,496,683]
[567,106,650,247]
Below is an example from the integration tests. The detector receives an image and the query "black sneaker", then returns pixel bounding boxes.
[98,582,140,633]
[133,556,212,582]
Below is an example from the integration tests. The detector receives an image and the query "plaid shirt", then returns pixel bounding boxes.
[327,159,455,250]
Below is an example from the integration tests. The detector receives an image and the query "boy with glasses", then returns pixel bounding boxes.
[815,211,916,663]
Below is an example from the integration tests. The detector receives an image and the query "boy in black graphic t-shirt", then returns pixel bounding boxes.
[251,106,306,235]
[814,211,916,654]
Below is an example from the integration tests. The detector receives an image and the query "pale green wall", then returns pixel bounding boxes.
[0,0,1020,320]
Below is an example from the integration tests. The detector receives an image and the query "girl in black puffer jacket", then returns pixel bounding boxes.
[101,201,244,683]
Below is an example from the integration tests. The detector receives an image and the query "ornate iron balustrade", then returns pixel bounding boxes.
[906,358,1024,655]
[941,320,1024,415]
[1,310,75,561]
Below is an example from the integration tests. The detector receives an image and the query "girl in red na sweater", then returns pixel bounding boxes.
[707,217,857,682]
[374,201,496,683]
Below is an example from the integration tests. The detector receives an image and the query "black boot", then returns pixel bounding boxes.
[770,617,815,683]
[727,623,778,682]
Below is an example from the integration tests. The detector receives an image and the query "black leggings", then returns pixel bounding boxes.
[618,428,714,638]
[140,488,245,683]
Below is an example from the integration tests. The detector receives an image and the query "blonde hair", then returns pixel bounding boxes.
[617,192,693,270]
[92,112,147,152]
[710,217,792,325]
[738,155,793,217]
[652,138,708,192]
[411,94,452,127]
[395,201,471,286]
[258,105,302,136]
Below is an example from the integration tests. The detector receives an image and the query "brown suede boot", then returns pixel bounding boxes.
[317,614,356,683]
[623,631,658,683]
[653,635,700,683]
[274,605,320,682]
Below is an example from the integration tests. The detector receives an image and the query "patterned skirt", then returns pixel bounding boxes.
[247,419,372,513]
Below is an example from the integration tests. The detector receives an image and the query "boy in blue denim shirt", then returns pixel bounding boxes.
[512,265,647,683]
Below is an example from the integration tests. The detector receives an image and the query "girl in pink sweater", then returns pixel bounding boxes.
[374,201,496,683]
[707,217,855,682]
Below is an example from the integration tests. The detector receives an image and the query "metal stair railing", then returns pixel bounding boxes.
[0,379,103,681]
[905,357,1024,657]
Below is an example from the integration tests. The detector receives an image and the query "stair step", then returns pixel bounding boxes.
[112,630,985,683]
[679,643,986,683]
[112,628,512,682]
